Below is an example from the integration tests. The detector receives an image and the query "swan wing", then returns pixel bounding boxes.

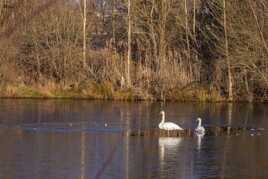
[159,123,163,129]
[162,122,183,130]
[195,126,205,134]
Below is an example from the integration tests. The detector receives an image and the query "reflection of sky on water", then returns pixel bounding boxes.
[0,100,268,178]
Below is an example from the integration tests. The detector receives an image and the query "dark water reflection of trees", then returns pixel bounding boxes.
[0,100,268,178]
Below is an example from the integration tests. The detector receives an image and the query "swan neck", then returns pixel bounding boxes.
[161,113,165,124]
[198,119,202,127]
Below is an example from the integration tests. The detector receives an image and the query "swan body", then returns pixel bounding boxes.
[159,111,183,131]
[195,117,205,135]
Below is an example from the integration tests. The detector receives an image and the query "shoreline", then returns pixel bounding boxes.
[0,85,266,102]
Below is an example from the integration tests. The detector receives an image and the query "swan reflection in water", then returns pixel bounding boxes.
[158,137,183,177]
[159,137,182,160]
[158,135,204,178]
[196,133,204,151]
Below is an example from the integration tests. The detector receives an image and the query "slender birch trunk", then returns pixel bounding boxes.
[223,0,233,101]
[112,0,116,52]
[127,0,131,87]
[184,0,190,61]
[193,0,199,80]
[83,0,87,69]
[193,0,198,59]
[159,0,166,76]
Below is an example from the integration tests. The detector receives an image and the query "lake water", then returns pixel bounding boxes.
[0,99,268,179]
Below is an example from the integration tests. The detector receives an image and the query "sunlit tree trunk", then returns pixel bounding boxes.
[159,0,168,101]
[184,0,192,78]
[223,0,233,101]
[193,0,199,81]
[159,0,167,75]
[184,0,190,61]
[83,0,87,69]
[127,0,131,87]
[112,0,116,52]
[193,0,198,61]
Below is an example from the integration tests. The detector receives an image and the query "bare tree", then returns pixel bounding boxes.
[127,0,132,87]
[1,0,268,100]
[223,0,233,101]
[184,0,190,61]
[83,0,87,69]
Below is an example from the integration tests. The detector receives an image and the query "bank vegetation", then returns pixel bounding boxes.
[0,0,267,101]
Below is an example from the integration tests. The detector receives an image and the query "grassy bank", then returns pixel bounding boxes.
[0,83,234,102]
[0,83,149,100]
[1,1,268,104]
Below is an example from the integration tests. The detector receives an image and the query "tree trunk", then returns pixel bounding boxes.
[193,0,196,35]
[223,0,233,101]
[184,0,190,62]
[127,0,131,87]
[112,0,116,53]
[248,0,268,54]
[193,0,198,62]
[83,0,87,69]
[159,0,166,76]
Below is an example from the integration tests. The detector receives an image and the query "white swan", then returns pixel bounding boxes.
[195,117,205,135]
[159,111,183,130]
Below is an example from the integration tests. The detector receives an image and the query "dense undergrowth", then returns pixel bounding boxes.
[0,0,268,102]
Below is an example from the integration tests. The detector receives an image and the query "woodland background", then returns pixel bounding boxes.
[0,0,267,101]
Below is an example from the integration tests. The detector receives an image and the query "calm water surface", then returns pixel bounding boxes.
[0,99,268,179]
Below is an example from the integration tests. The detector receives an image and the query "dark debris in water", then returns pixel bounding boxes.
[0,122,123,134]
[0,123,265,137]
[125,126,265,137]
